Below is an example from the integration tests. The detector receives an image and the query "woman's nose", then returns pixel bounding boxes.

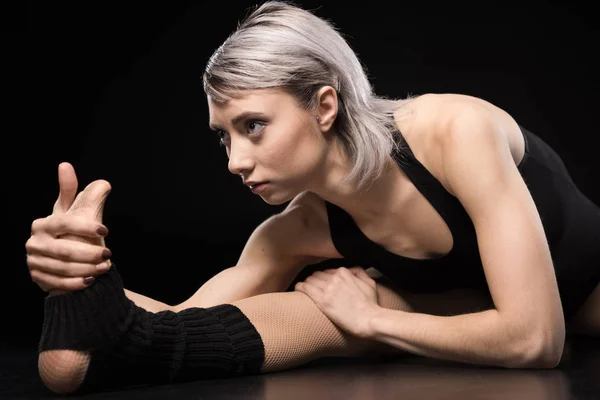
[227,143,254,176]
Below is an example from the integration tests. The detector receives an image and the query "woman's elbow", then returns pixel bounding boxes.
[506,330,565,369]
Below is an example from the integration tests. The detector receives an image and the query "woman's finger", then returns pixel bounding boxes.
[348,266,375,285]
[303,275,328,290]
[294,281,323,300]
[29,268,96,293]
[26,236,111,264]
[321,268,339,274]
[310,270,333,280]
[26,254,110,278]
[34,214,108,239]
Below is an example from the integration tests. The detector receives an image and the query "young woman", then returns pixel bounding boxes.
[25,1,600,394]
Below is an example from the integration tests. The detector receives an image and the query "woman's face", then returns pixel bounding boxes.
[207,88,329,205]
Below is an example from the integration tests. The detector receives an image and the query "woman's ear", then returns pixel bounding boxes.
[315,85,338,131]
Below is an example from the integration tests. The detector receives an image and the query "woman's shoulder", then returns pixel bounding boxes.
[407,92,521,154]
[394,93,520,194]
[408,93,513,127]
[405,93,502,122]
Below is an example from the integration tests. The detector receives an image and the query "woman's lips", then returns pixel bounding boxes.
[250,182,268,194]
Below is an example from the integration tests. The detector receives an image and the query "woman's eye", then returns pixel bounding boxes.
[247,120,265,135]
[216,121,264,147]
[217,130,230,146]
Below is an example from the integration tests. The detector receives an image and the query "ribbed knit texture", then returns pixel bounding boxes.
[38,265,265,393]
[39,265,133,352]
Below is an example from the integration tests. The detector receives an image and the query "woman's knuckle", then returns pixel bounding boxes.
[56,246,71,259]
[54,263,69,275]
[25,238,35,253]
[26,254,37,268]
[29,269,41,282]
[55,217,68,232]
[31,218,45,233]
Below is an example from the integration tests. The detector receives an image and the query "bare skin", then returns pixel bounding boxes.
[209,89,598,335]
[30,90,598,393]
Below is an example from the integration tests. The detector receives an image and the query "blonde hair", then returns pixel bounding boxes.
[203,1,416,190]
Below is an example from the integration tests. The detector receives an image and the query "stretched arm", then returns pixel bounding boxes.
[172,263,301,311]
[296,266,563,370]
[173,198,326,310]
[367,308,555,368]
[127,256,297,312]
[124,288,173,312]
[431,107,565,366]
[27,162,306,314]
[122,265,288,314]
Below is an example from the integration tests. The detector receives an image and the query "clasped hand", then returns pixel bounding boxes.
[294,266,382,339]
[25,162,113,294]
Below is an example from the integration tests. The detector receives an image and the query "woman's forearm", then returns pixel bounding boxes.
[367,308,562,369]
[172,265,291,311]
[124,289,173,312]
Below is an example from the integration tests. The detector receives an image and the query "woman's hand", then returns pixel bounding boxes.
[25,162,113,295]
[294,266,382,339]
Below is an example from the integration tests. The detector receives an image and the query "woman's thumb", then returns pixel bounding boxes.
[53,162,78,214]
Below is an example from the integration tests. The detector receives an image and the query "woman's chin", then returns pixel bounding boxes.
[260,189,298,206]
[262,195,290,206]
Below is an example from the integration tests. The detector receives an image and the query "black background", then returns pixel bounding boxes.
[5,1,598,347]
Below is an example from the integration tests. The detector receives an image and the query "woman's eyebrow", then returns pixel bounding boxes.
[209,111,269,131]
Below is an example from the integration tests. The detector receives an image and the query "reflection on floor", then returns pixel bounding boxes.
[1,335,598,400]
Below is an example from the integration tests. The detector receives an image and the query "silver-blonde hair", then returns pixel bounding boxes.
[203,0,416,190]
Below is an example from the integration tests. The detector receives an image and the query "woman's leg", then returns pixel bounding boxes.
[37,274,417,393]
[232,276,413,373]
[39,270,498,394]
[233,274,496,373]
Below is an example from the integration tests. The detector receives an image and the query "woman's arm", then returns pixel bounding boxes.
[435,108,565,366]
[367,107,565,367]
[297,109,566,369]
[367,308,556,368]
[124,288,173,312]
[173,195,327,311]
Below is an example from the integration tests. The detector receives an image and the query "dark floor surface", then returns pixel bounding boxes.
[1,335,598,400]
